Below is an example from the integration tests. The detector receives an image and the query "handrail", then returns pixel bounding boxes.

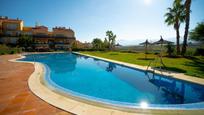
[146,55,165,79]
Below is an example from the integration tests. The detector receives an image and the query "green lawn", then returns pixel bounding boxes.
[80,51,204,78]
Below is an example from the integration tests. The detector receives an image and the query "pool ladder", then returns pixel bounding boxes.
[146,55,165,78]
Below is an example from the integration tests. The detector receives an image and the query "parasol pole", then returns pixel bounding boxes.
[159,36,165,67]
[145,39,147,59]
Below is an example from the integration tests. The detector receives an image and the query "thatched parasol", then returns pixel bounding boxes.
[153,36,173,45]
[152,36,173,67]
[140,39,151,59]
[140,39,151,45]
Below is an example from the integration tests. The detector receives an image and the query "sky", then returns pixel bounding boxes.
[0,0,204,45]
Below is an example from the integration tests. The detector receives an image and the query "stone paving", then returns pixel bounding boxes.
[0,55,73,115]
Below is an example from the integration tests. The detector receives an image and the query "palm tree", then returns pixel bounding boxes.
[106,31,116,50]
[181,0,192,55]
[165,0,185,55]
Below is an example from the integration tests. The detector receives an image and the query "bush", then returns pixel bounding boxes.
[185,49,195,57]
[119,50,138,53]
[194,48,204,56]
[166,43,175,57]
[72,48,109,52]
[0,44,22,55]
[9,50,15,54]
[72,48,94,51]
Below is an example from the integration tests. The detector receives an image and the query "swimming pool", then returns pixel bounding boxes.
[20,53,204,110]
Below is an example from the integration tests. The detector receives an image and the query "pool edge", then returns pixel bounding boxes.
[74,52,204,86]
[11,53,204,115]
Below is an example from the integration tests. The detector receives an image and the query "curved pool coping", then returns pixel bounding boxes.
[10,53,204,115]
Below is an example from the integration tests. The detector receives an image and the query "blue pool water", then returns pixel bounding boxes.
[20,53,204,108]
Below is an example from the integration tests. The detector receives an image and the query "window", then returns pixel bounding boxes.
[6,23,18,30]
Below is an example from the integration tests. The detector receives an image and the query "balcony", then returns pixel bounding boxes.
[55,44,70,49]
[34,43,49,49]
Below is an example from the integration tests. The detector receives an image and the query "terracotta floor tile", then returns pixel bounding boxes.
[21,104,36,111]
[26,95,40,102]
[21,109,37,115]
[56,111,74,115]
[36,108,57,115]
[0,54,73,115]
[1,103,22,114]
[0,103,9,112]
[0,95,14,103]
[11,97,27,105]
[18,91,31,96]
[0,111,19,115]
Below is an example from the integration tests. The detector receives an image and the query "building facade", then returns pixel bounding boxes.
[0,16,23,44]
[0,16,76,50]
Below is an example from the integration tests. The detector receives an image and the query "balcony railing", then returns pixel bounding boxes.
[0,32,76,40]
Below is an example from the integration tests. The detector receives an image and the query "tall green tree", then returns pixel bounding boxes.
[92,38,103,50]
[106,31,116,50]
[166,43,175,57]
[103,38,109,49]
[71,41,78,49]
[165,0,185,55]
[18,34,33,51]
[181,0,192,55]
[189,22,204,43]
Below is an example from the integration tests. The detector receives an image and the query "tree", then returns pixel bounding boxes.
[106,31,116,50]
[18,34,33,51]
[166,43,175,57]
[71,41,78,49]
[181,0,192,55]
[92,38,103,50]
[189,22,204,43]
[103,38,109,49]
[165,0,185,55]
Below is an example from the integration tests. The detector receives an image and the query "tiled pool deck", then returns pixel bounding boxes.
[0,55,73,115]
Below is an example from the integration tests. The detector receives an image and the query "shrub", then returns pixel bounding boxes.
[194,48,204,56]
[0,44,22,55]
[9,50,15,54]
[185,50,194,56]
[72,48,96,51]
[166,43,175,57]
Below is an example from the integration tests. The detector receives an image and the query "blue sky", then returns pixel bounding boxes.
[1,0,204,45]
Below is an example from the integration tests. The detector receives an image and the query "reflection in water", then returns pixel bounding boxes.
[146,74,185,104]
[97,61,204,104]
[106,62,116,72]
[22,53,77,73]
[46,53,77,73]
[77,55,89,60]
[19,53,204,104]
[83,55,89,60]
[93,58,100,61]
